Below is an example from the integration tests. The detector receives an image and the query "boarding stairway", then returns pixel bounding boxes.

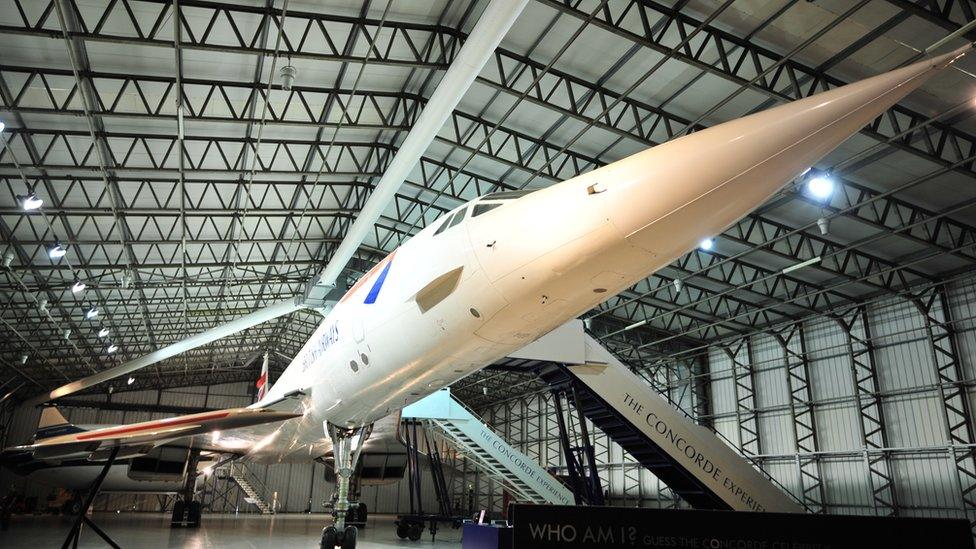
[502,320,804,513]
[538,363,722,508]
[228,462,274,514]
[402,389,575,506]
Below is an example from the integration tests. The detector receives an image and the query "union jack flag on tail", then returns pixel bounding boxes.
[256,352,270,401]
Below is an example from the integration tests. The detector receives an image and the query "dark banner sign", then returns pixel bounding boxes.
[511,504,973,549]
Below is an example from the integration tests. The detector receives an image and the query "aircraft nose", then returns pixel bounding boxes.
[601,44,972,259]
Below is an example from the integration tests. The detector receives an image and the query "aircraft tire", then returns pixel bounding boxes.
[408,522,423,541]
[170,501,186,527]
[341,525,357,549]
[320,526,338,548]
[187,501,202,527]
[395,521,409,539]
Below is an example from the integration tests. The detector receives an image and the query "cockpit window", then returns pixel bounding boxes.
[433,206,468,236]
[480,189,535,200]
[431,216,449,236]
[433,213,454,236]
[449,208,466,228]
[472,202,502,217]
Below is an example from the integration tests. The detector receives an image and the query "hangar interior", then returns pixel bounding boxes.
[3,0,976,545]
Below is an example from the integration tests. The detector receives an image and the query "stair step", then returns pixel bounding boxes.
[432,425,557,504]
[231,471,273,514]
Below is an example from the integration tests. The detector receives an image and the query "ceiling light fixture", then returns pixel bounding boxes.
[107,344,118,354]
[98,327,110,338]
[816,217,830,235]
[782,256,822,275]
[48,242,67,259]
[85,307,99,320]
[20,192,42,211]
[280,65,297,91]
[126,375,134,385]
[699,238,714,251]
[71,280,86,293]
[806,175,835,200]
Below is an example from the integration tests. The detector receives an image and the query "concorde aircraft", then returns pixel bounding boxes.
[2,43,970,549]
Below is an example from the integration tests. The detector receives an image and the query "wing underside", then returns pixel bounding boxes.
[7,408,301,461]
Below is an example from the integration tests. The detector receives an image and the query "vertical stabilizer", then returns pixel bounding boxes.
[256,352,271,402]
[34,406,83,440]
[38,406,69,429]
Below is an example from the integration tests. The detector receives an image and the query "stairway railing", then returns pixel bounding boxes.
[229,462,274,514]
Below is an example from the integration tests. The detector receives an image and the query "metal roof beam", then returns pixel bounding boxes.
[538,0,976,190]
[884,0,976,41]
[8,63,964,292]
[0,0,458,69]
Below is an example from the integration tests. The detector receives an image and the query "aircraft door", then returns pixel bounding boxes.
[352,317,365,343]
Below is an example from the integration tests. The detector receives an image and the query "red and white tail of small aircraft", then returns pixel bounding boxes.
[3,43,970,547]
[256,352,271,402]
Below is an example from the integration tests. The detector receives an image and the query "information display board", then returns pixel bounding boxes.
[511,504,973,549]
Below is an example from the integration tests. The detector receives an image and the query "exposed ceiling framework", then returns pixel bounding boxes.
[2,0,976,404]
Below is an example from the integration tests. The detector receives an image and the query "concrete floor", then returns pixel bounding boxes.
[0,512,463,548]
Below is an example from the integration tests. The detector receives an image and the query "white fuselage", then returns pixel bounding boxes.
[263,45,963,434]
[272,157,785,429]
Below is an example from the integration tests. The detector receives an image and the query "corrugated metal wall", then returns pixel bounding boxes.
[467,277,976,526]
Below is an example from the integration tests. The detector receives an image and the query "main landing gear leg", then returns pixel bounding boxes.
[61,446,120,549]
[171,449,202,528]
[321,423,367,549]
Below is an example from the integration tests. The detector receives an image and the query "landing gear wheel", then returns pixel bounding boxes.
[396,521,409,539]
[341,525,357,549]
[187,501,202,528]
[170,500,186,527]
[408,522,423,541]
[320,526,338,548]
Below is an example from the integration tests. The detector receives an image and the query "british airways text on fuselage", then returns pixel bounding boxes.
[302,321,340,373]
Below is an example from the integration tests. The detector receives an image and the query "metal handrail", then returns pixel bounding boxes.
[229,462,271,509]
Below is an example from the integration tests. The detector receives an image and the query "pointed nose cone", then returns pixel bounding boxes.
[608,44,972,257]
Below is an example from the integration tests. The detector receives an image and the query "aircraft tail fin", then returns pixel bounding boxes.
[256,352,271,402]
[34,406,84,440]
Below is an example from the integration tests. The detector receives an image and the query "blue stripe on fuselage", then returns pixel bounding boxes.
[364,257,394,304]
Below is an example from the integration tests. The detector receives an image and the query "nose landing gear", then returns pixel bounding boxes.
[320,423,369,549]
[321,524,358,549]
